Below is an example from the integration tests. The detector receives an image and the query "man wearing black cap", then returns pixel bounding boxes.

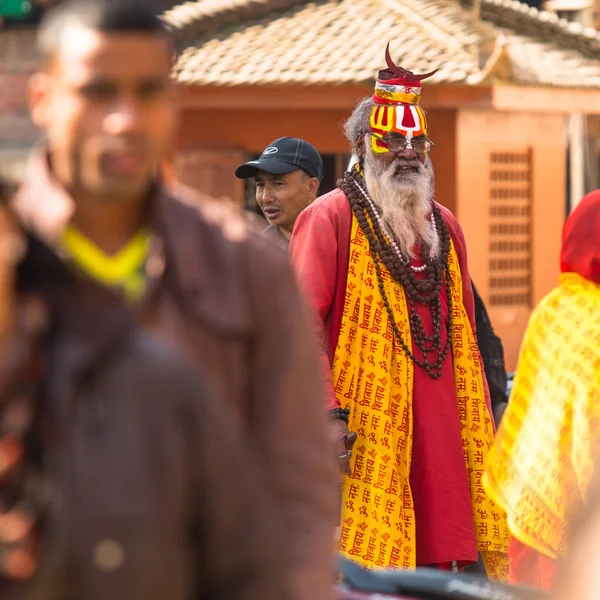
[236,137,323,245]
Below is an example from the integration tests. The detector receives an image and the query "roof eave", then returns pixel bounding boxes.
[177,83,495,110]
[177,81,600,114]
[492,85,600,113]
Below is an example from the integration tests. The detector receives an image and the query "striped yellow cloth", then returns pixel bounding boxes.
[334,216,509,579]
[485,272,600,559]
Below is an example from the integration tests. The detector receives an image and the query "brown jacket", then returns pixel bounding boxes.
[11,155,338,600]
[12,241,287,600]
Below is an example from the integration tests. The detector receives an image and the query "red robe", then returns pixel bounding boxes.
[290,188,492,567]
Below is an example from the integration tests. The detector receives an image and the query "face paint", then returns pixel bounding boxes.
[369,105,428,154]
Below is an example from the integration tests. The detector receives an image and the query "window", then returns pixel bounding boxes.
[488,149,533,307]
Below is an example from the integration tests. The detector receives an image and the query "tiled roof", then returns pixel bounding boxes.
[165,0,600,88]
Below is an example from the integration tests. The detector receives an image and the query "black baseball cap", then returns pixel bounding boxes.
[235,137,323,181]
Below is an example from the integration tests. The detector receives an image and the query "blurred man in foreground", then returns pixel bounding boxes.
[235,137,323,247]
[0,177,289,600]
[11,1,337,598]
[485,191,600,590]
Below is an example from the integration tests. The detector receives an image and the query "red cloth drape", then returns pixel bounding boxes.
[509,538,558,590]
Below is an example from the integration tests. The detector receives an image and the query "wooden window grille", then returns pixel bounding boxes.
[488,149,533,307]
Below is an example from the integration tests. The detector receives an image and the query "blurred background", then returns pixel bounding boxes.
[2,0,600,369]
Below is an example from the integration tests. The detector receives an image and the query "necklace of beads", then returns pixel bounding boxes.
[352,177,437,273]
[341,167,453,379]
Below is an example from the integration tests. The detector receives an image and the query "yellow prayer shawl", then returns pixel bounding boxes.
[334,216,509,579]
[485,272,600,559]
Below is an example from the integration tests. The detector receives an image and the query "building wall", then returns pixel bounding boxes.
[175,106,460,207]
[0,28,39,180]
[584,114,600,193]
[456,108,567,370]
[427,110,458,215]
[175,107,353,205]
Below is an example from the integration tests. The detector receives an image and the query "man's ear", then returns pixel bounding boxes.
[307,177,320,201]
[28,72,52,130]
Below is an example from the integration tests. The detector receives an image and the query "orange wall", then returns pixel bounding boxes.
[456,109,566,370]
[177,108,350,155]
[427,110,458,215]
[176,107,459,206]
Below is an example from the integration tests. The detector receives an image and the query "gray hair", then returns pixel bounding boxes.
[343,97,376,156]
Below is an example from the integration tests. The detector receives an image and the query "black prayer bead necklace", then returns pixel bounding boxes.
[340,167,453,380]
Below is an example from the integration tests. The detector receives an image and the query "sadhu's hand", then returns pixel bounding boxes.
[329,419,357,475]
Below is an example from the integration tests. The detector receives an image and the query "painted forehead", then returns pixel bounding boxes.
[370,105,427,147]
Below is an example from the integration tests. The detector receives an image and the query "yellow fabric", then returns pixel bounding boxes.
[485,272,600,560]
[61,226,149,301]
[334,216,509,579]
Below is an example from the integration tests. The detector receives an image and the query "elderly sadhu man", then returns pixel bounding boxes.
[485,190,600,590]
[290,45,509,578]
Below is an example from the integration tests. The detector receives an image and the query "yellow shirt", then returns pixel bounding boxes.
[61,226,149,302]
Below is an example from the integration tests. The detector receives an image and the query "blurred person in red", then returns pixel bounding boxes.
[11,0,338,598]
[289,45,508,578]
[485,191,600,590]
[0,176,291,600]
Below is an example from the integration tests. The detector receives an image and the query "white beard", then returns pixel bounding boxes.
[363,147,438,260]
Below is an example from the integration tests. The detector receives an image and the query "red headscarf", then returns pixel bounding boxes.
[561,190,600,284]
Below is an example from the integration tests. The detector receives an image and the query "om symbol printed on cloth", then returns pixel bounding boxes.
[333,216,509,579]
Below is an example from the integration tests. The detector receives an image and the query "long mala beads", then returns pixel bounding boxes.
[341,168,453,380]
